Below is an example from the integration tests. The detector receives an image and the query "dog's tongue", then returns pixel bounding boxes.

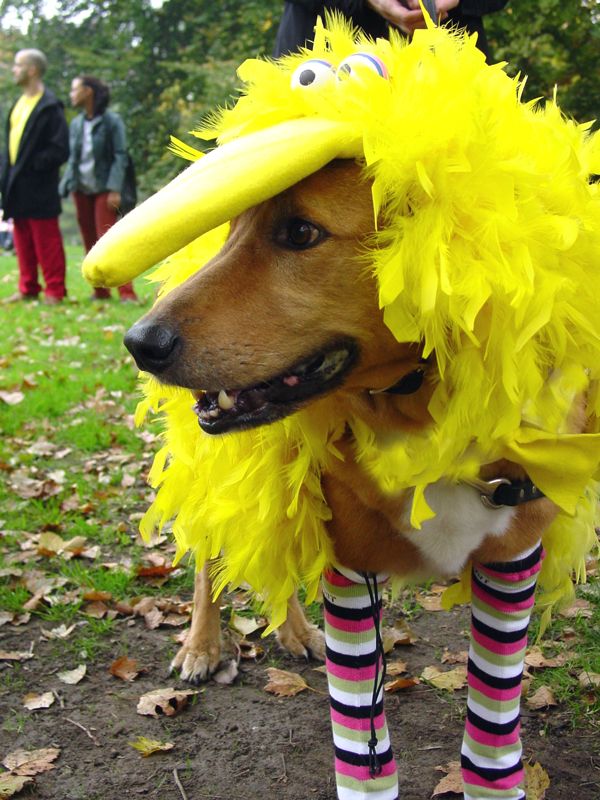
[82,118,362,289]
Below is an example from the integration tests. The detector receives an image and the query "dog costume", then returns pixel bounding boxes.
[83,16,600,800]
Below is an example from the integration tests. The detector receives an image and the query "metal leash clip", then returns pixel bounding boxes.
[463,477,512,510]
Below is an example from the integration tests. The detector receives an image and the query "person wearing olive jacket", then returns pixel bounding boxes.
[1,48,69,304]
[274,0,509,62]
[60,75,137,302]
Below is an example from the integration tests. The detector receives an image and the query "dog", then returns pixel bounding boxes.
[85,20,600,799]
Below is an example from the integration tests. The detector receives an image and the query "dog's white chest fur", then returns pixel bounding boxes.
[401,482,516,576]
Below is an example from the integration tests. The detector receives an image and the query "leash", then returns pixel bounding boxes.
[361,571,387,778]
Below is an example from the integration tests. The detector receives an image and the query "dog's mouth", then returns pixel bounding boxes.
[193,339,358,434]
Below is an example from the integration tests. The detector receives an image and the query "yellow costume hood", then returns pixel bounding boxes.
[85,19,600,627]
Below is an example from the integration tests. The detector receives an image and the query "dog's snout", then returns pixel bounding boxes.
[124,320,181,374]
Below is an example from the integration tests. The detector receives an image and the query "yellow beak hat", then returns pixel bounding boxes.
[83,18,600,628]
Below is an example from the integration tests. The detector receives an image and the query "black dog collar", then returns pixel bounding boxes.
[465,477,545,509]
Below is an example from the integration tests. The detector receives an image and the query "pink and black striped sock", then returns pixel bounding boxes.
[462,542,544,799]
[322,567,399,800]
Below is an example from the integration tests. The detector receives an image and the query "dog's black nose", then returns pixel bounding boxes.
[124,320,180,374]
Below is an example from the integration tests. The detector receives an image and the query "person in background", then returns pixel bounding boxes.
[274,1,508,62]
[1,48,69,304]
[61,75,138,302]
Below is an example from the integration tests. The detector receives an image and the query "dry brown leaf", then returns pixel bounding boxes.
[143,607,164,629]
[0,773,34,798]
[23,691,55,710]
[3,747,60,776]
[386,659,408,676]
[384,676,420,693]
[382,619,417,653]
[524,761,551,800]
[526,685,558,709]
[0,649,34,662]
[58,665,86,685]
[136,687,198,717]
[136,564,176,578]
[82,590,112,602]
[441,649,468,665]
[41,623,77,640]
[264,668,309,697]
[84,601,109,619]
[161,613,189,627]
[525,646,569,669]
[128,736,175,757]
[432,760,463,796]
[578,670,600,689]
[421,665,467,691]
[416,592,444,611]
[558,598,592,619]
[0,611,13,627]
[109,655,140,681]
[239,641,264,660]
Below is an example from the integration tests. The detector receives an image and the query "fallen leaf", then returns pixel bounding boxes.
[416,591,444,611]
[83,601,109,619]
[559,598,592,619]
[136,564,176,578]
[264,668,309,697]
[82,590,112,602]
[109,656,140,682]
[229,612,265,637]
[382,619,417,652]
[0,773,34,797]
[128,736,175,757]
[526,685,558,709]
[0,650,34,662]
[143,607,164,629]
[578,670,600,689]
[384,676,420,693]
[421,665,467,691]
[212,659,239,685]
[23,691,55,710]
[37,531,66,557]
[524,761,551,800]
[0,611,13,627]
[58,665,86,685]
[136,687,198,717]
[239,641,264,660]
[432,760,463,796]
[386,659,408,676]
[525,646,569,669]
[2,747,60,776]
[0,390,24,405]
[441,649,468,665]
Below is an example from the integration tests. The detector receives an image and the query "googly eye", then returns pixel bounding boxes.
[336,53,389,82]
[290,59,335,89]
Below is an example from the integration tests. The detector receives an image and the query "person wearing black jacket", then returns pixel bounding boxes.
[274,0,508,62]
[1,48,69,304]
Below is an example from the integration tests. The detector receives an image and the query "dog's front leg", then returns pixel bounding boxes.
[170,562,222,683]
[322,568,398,800]
[462,542,543,800]
[276,591,326,661]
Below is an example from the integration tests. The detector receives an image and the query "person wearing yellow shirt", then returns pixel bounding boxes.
[1,49,69,304]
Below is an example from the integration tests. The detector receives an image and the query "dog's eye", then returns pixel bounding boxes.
[276,218,325,250]
[290,59,335,89]
[336,53,389,82]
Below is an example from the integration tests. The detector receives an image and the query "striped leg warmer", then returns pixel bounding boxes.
[461,542,544,799]
[322,567,399,800]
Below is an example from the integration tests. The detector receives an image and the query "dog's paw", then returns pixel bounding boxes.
[276,621,326,662]
[170,640,221,684]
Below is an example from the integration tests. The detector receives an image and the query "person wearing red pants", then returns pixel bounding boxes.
[60,74,137,302]
[1,48,69,305]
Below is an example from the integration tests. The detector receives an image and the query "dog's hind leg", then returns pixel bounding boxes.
[170,562,222,683]
[276,591,326,661]
[461,542,543,800]
[322,568,398,800]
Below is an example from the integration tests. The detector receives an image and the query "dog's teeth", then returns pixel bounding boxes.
[208,408,221,418]
[218,389,235,410]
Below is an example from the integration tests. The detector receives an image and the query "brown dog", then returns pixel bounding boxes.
[124,159,577,797]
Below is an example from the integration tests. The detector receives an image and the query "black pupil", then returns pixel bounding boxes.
[289,221,313,246]
[299,68,316,86]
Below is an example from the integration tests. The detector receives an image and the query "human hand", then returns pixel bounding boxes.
[107,191,121,210]
[367,1,460,35]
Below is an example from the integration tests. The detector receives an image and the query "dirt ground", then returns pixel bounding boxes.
[1,597,598,800]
